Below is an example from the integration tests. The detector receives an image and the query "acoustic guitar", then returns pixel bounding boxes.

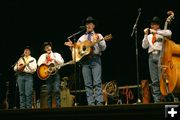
[18,59,34,72]
[37,60,75,80]
[71,34,112,62]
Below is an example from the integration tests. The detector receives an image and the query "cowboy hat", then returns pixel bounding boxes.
[150,16,162,25]
[85,16,96,25]
[41,41,53,50]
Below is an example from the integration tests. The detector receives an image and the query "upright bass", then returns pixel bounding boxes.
[159,11,180,96]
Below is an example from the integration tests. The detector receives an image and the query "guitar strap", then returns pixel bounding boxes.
[21,56,27,64]
[21,57,32,72]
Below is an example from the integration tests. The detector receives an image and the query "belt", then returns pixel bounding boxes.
[150,50,160,55]
[18,72,32,76]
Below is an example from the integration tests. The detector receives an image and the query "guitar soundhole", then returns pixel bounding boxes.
[83,46,86,51]
[48,67,53,73]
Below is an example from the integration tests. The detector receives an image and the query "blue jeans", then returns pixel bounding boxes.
[46,73,60,108]
[149,52,162,103]
[82,55,103,106]
[17,73,33,109]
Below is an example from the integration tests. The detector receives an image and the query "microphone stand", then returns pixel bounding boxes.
[131,8,141,104]
[11,57,21,68]
[67,28,85,106]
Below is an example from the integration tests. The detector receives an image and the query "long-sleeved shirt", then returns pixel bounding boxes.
[37,51,64,66]
[78,31,106,55]
[14,56,37,74]
[142,29,172,53]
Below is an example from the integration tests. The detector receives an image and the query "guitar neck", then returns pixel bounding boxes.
[91,38,104,47]
[58,61,74,68]
[61,62,69,67]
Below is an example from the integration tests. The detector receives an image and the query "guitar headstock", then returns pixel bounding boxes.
[104,34,112,41]
[29,60,34,63]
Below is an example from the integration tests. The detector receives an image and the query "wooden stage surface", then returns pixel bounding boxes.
[0,102,179,120]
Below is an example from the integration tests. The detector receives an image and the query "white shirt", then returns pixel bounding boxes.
[37,51,64,66]
[78,31,106,55]
[14,56,37,74]
[142,29,172,53]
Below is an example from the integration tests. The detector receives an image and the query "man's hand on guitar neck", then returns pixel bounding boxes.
[92,34,99,43]
[64,39,74,47]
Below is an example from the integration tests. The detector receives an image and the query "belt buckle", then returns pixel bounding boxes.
[152,50,158,54]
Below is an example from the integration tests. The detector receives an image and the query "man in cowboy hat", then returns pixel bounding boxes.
[14,46,37,109]
[37,41,64,108]
[142,16,172,103]
[64,16,106,106]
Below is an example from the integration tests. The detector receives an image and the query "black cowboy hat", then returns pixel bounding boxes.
[21,45,32,55]
[41,41,53,50]
[150,16,162,25]
[80,16,98,29]
[24,45,31,50]
[84,16,97,25]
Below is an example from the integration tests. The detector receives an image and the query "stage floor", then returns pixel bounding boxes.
[0,102,180,120]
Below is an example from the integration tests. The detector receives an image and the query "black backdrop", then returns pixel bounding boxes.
[0,0,180,107]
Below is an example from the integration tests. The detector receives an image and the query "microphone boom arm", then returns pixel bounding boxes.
[67,29,85,40]
[131,8,141,37]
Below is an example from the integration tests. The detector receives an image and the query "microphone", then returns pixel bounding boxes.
[79,26,86,29]
[21,53,24,57]
[138,8,141,13]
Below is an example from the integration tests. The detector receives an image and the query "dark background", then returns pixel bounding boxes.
[0,0,180,107]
